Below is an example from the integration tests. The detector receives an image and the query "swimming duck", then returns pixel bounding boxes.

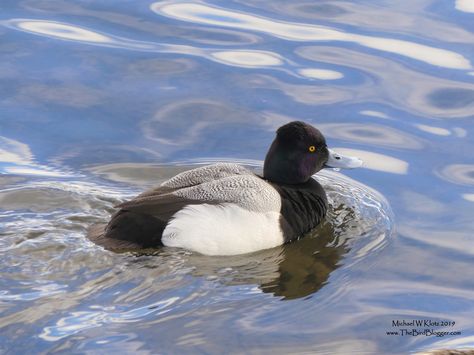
[87,121,362,255]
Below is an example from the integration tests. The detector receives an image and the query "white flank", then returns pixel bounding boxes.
[162,203,284,256]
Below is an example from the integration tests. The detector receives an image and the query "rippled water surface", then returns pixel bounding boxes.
[1,1,474,354]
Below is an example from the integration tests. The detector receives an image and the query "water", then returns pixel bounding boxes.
[1,1,473,354]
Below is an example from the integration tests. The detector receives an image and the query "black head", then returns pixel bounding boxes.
[263,121,329,184]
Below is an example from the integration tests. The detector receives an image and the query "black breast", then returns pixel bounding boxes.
[271,178,328,243]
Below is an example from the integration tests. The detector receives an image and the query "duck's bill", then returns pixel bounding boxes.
[324,149,363,169]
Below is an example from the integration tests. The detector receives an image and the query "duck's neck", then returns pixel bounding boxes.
[270,179,328,242]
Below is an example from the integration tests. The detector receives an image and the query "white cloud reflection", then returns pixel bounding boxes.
[16,20,110,43]
[2,19,285,71]
[359,110,390,119]
[462,193,474,202]
[0,136,73,177]
[0,136,34,165]
[414,124,451,136]
[437,164,474,186]
[211,50,283,67]
[455,0,474,13]
[4,167,66,177]
[151,2,471,70]
[298,68,344,80]
[332,148,409,174]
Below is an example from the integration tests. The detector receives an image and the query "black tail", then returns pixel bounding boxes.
[87,210,166,251]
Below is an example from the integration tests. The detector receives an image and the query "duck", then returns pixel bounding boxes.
[87,121,362,255]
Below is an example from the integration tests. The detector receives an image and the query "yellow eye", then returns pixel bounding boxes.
[308,145,316,153]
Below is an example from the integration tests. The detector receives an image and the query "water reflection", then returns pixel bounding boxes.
[248,0,474,44]
[427,88,474,110]
[1,18,182,50]
[16,20,111,43]
[360,110,390,119]
[260,220,347,299]
[39,297,179,341]
[17,83,104,108]
[415,124,451,136]
[2,19,283,71]
[211,50,283,67]
[52,145,163,168]
[452,127,468,138]
[455,0,474,13]
[462,194,474,202]
[0,283,65,302]
[399,224,474,256]
[151,2,471,70]
[242,74,352,105]
[127,58,195,76]
[0,136,73,177]
[88,163,180,186]
[401,190,446,215]
[296,46,474,118]
[0,136,34,165]
[0,186,89,212]
[182,217,348,300]
[281,3,349,18]
[332,148,409,175]
[437,164,474,186]
[140,99,256,148]
[298,68,344,80]
[318,123,422,149]
[176,26,262,46]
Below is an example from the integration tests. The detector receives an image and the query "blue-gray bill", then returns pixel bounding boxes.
[324,149,363,169]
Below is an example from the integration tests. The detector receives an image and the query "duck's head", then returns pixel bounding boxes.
[263,121,362,184]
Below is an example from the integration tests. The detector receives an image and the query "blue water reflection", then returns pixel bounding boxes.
[151,2,472,69]
[1,0,474,354]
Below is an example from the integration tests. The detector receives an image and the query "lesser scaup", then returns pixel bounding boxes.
[87,121,362,255]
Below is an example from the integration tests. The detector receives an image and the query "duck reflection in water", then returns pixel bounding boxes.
[260,208,350,300]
